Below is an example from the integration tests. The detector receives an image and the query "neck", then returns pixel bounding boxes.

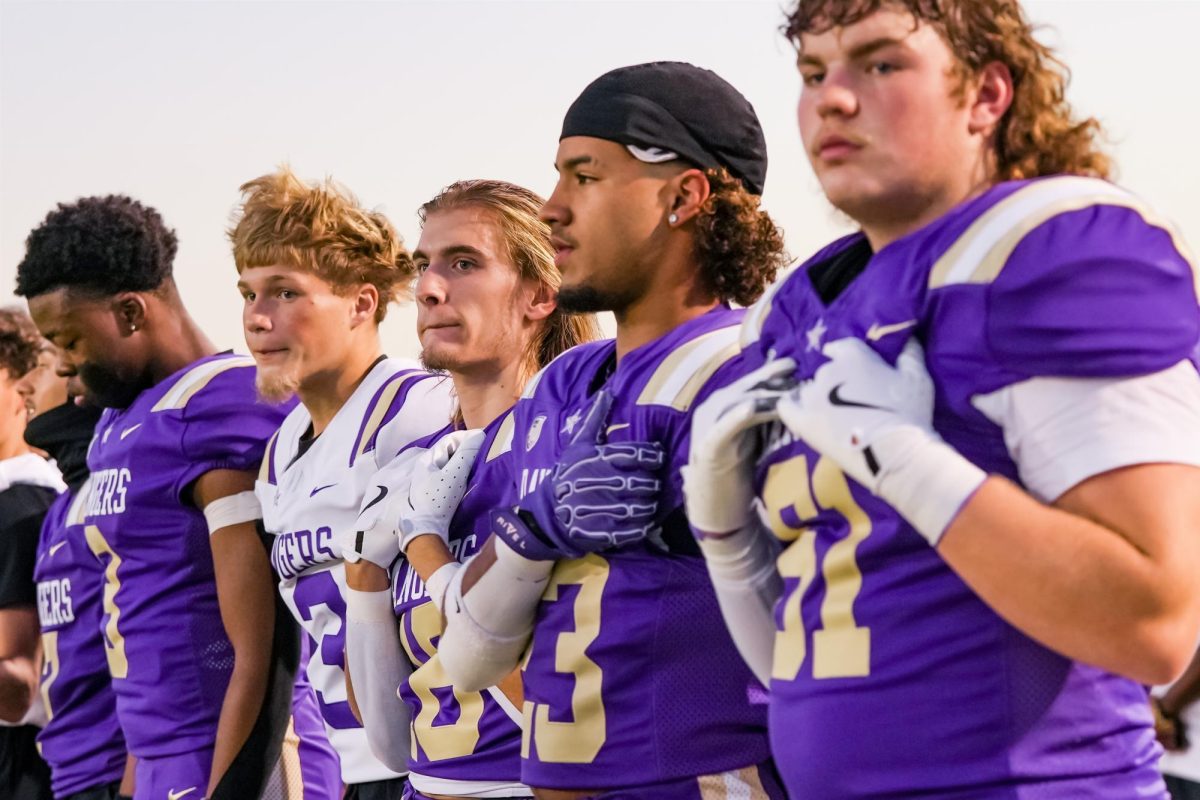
[452,356,525,430]
[145,295,219,385]
[299,342,384,436]
[862,163,997,252]
[0,430,29,461]
[614,265,717,360]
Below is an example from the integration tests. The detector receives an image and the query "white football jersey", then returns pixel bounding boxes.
[257,357,454,784]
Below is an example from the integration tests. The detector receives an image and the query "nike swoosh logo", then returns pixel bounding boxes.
[866,319,917,341]
[828,384,888,411]
[119,423,142,440]
[361,485,388,512]
[167,789,197,800]
[309,483,337,497]
[48,542,67,557]
[606,423,630,435]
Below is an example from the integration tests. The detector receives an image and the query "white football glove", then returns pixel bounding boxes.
[398,429,486,551]
[775,338,986,546]
[682,358,797,535]
[342,448,424,569]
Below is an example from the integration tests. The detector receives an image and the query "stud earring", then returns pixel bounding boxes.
[129,324,137,332]
[668,213,679,224]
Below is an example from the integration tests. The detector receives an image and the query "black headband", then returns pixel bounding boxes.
[561,61,768,196]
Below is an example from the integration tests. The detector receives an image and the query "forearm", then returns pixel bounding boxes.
[696,525,782,686]
[1160,647,1200,715]
[441,539,549,691]
[939,473,1200,684]
[345,587,412,772]
[0,658,36,722]
[208,657,270,786]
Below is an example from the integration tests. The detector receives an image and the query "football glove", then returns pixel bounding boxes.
[682,358,797,535]
[492,390,665,561]
[398,429,486,551]
[343,448,423,569]
[776,338,986,545]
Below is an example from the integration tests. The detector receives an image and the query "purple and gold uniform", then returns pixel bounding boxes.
[512,308,777,797]
[745,176,1198,797]
[392,413,527,798]
[35,478,126,798]
[85,353,292,798]
[259,357,453,787]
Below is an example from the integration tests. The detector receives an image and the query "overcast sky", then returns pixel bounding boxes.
[2,0,1196,358]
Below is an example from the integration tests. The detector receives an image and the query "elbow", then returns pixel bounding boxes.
[0,671,33,724]
[1132,619,1200,685]
[438,627,519,693]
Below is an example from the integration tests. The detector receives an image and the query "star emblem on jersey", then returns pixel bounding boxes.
[866,319,918,341]
[526,414,547,451]
[561,410,582,435]
[806,318,828,351]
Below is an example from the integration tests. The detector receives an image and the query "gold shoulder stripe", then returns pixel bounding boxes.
[67,477,92,526]
[355,372,426,461]
[741,267,794,349]
[258,430,281,483]
[928,177,1196,290]
[486,411,516,462]
[152,356,256,412]
[637,325,741,411]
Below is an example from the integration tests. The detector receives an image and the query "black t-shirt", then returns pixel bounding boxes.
[0,480,57,800]
[0,483,58,609]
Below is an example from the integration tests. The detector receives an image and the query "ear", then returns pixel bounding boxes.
[665,168,713,227]
[112,293,148,336]
[521,278,556,324]
[349,283,380,328]
[967,61,1014,137]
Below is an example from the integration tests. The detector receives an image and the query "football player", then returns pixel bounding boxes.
[0,311,69,800]
[684,1,1200,796]
[22,318,130,800]
[18,195,294,800]
[343,179,598,800]
[232,167,454,800]
[436,63,790,798]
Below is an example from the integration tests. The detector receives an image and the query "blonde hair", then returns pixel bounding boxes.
[229,166,415,321]
[785,0,1111,181]
[419,180,600,388]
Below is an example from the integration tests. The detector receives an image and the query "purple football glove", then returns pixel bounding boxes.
[492,390,665,560]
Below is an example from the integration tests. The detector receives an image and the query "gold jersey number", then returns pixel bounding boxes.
[84,525,129,679]
[763,454,873,681]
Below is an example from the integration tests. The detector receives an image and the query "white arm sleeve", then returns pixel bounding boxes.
[439,541,552,692]
[971,359,1200,503]
[344,587,412,773]
[698,523,783,687]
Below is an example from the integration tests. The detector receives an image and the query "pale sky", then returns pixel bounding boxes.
[2,0,1197,358]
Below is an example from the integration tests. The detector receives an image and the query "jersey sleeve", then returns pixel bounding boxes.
[175,364,295,502]
[370,374,456,465]
[980,194,1199,379]
[0,485,57,608]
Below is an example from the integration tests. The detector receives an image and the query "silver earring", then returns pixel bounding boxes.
[129,324,137,332]
[668,213,679,224]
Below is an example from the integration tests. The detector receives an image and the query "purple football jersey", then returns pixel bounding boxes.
[392,413,524,792]
[34,480,126,797]
[511,308,771,791]
[85,353,293,757]
[745,176,1196,797]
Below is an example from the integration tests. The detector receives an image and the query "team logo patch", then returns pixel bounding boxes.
[526,415,547,451]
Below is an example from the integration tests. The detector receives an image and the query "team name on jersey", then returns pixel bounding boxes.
[395,534,478,607]
[519,468,552,500]
[37,579,74,627]
[87,468,131,517]
[271,526,336,580]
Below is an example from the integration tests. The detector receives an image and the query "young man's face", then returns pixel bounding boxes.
[414,206,543,376]
[541,136,673,314]
[28,288,147,409]
[0,368,28,446]
[238,266,374,402]
[796,9,981,227]
[15,347,69,419]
